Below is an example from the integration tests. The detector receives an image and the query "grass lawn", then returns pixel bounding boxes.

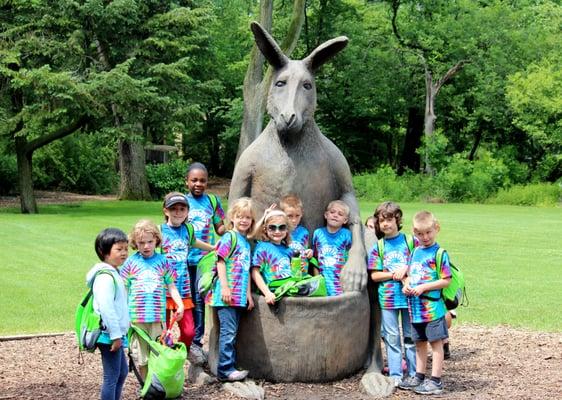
[0,200,560,335]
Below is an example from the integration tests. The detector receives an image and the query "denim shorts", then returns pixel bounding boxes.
[411,316,448,343]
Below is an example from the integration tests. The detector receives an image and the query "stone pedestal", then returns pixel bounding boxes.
[209,291,370,382]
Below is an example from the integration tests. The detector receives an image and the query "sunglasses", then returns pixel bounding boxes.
[267,224,287,232]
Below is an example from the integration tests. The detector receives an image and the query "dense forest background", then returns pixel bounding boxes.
[1,0,560,212]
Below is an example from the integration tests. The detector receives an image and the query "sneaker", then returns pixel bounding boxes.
[414,379,444,395]
[444,342,451,360]
[398,375,423,390]
[392,377,403,387]
[188,344,207,366]
[219,369,249,382]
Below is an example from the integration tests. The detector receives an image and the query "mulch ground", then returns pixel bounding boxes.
[1,324,560,400]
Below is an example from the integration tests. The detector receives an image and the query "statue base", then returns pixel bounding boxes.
[208,291,370,383]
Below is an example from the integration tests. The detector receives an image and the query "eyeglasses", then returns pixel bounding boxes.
[267,224,287,232]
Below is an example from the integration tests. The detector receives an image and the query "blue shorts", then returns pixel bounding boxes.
[411,316,448,343]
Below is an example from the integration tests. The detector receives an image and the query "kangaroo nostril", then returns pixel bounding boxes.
[287,114,296,127]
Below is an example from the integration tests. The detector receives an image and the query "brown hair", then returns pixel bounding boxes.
[128,219,162,250]
[373,201,403,239]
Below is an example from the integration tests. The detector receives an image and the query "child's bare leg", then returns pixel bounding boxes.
[429,339,444,377]
[415,341,428,374]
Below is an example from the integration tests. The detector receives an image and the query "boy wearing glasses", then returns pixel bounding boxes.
[311,200,352,296]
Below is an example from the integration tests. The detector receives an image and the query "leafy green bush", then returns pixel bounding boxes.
[33,134,118,194]
[146,159,189,199]
[0,153,17,195]
[488,183,561,206]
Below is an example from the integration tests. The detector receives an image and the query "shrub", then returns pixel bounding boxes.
[146,159,189,199]
[488,183,561,206]
[0,153,17,195]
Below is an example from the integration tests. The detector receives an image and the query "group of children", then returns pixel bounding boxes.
[366,202,453,395]
[86,162,453,399]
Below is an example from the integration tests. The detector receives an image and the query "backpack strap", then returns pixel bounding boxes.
[184,222,196,246]
[208,193,218,213]
[404,233,415,254]
[227,230,237,258]
[377,238,385,264]
[435,248,446,279]
[90,270,118,300]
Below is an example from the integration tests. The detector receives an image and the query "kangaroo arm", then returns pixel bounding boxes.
[229,155,253,206]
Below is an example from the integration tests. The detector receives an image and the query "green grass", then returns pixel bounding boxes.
[0,200,560,335]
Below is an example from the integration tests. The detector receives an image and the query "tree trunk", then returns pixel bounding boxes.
[398,107,423,174]
[118,138,151,200]
[15,136,37,214]
[468,130,482,161]
[423,70,437,174]
[235,0,306,161]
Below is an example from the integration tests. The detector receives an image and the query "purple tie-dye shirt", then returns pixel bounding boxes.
[312,227,352,296]
[407,243,452,323]
[252,241,293,286]
[208,231,251,308]
[119,252,175,323]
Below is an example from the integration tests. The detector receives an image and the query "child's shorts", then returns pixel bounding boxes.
[131,321,164,366]
[411,316,448,343]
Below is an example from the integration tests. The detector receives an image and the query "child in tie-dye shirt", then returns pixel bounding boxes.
[311,200,352,296]
[120,219,184,379]
[209,197,255,382]
[251,209,294,304]
[160,192,214,351]
[367,201,417,387]
[400,211,452,395]
[185,162,226,364]
[280,194,313,274]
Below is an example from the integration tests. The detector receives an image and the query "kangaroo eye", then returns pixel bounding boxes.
[303,82,312,90]
[275,80,286,87]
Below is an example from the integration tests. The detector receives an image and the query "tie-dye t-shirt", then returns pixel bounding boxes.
[312,227,352,296]
[160,223,196,299]
[407,243,452,323]
[367,233,417,310]
[289,225,309,253]
[252,241,293,286]
[119,252,175,323]
[186,193,225,266]
[208,231,251,308]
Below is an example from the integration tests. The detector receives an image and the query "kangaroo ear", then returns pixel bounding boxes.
[303,36,348,72]
[250,22,288,70]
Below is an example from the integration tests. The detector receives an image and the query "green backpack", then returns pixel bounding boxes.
[196,230,237,297]
[75,270,116,352]
[422,248,467,310]
[128,324,187,399]
[271,275,327,301]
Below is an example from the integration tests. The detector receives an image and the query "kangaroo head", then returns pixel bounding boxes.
[250,22,348,142]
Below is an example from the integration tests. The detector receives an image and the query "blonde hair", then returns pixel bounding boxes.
[413,210,439,230]
[129,219,162,250]
[326,200,350,217]
[226,197,256,233]
[279,194,303,212]
[252,209,293,244]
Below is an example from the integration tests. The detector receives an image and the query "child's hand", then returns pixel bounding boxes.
[247,295,255,310]
[221,285,232,305]
[410,285,425,297]
[402,283,412,295]
[303,249,313,259]
[393,266,408,281]
[264,291,276,305]
[110,338,122,352]
[175,306,184,321]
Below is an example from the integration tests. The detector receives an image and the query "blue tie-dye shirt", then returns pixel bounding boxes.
[186,193,225,265]
[160,223,196,299]
[367,233,417,310]
[208,231,251,308]
[252,241,293,286]
[312,227,352,296]
[407,243,452,323]
[289,225,310,274]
